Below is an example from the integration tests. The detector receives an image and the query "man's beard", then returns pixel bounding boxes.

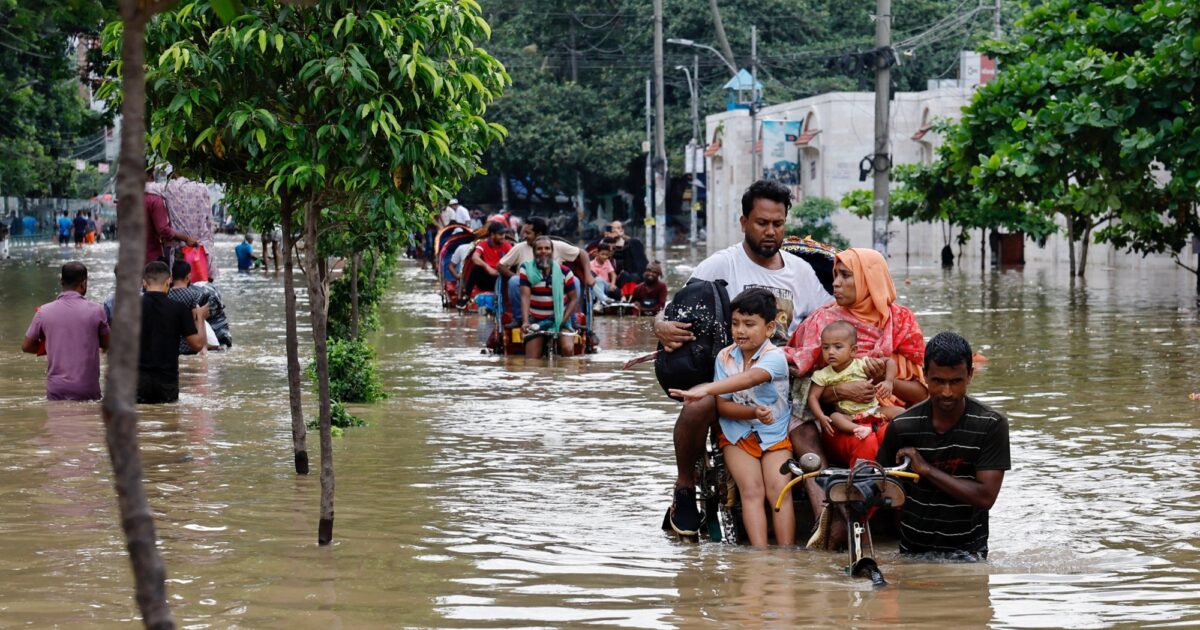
[746,234,780,258]
[535,255,552,273]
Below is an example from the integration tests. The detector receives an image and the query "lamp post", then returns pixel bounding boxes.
[666,38,737,78]
[676,60,701,244]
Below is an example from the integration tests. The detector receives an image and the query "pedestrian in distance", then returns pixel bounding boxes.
[21,262,110,401]
[235,234,260,272]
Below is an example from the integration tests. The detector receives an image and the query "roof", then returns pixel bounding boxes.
[722,69,762,91]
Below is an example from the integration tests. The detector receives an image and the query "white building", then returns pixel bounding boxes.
[703,87,1184,268]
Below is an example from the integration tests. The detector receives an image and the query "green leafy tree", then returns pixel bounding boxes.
[114,0,507,546]
[911,0,1200,284]
[786,196,848,249]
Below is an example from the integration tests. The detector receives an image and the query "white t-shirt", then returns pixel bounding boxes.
[500,240,582,268]
[439,207,456,227]
[689,242,833,344]
[454,206,471,225]
[450,242,474,273]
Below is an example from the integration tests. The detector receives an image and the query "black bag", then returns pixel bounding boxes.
[654,278,732,399]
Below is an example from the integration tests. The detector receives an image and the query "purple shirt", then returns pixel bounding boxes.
[25,291,109,401]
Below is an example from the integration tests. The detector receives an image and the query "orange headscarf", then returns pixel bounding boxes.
[836,248,896,327]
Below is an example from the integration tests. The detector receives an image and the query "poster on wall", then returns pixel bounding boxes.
[760,120,801,185]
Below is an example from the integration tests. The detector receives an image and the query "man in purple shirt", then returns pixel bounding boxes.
[22,262,111,401]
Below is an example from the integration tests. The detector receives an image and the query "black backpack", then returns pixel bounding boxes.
[654,278,732,399]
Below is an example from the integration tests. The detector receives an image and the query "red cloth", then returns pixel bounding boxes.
[474,239,512,268]
[182,245,210,282]
[822,419,889,468]
[784,302,926,385]
[632,280,668,312]
[145,192,181,263]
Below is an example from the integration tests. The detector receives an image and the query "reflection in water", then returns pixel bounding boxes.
[0,239,1198,627]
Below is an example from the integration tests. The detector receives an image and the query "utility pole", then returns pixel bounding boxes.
[644,76,652,237]
[871,0,891,256]
[750,25,758,182]
[652,0,667,250]
[686,54,701,244]
[993,0,1001,37]
[570,21,584,239]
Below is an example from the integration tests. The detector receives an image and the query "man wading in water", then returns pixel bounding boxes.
[657,180,833,536]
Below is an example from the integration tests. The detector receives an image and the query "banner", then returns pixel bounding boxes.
[684,142,705,174]
[760,120,801,185]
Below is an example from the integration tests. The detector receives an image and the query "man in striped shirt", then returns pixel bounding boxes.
[876,331,1010,559]
[519,236,579,357]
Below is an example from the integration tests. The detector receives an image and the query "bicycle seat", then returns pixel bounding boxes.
[828,477,906,508]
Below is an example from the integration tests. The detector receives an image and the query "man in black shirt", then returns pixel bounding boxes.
[138,261,206,404]
[876,331,1010,559]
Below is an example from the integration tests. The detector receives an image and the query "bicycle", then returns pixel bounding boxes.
[774,455,920,586]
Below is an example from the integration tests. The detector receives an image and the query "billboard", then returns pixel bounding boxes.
[760,120,801,185]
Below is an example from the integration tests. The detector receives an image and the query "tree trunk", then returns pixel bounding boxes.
[980,228,986,274]
[1066,214,1077,277]
[1078,223,1092,277]
[707,0,737,72]
[280,196,307,475]
[103,6,174,629]
[350,252,360,340]
[302,200,335,545]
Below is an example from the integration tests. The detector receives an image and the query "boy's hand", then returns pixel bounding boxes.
[755,405,774,425]
[853,425,872,440]
[815,415,833,435]
[668,384,710,404]
[874,379,894,400]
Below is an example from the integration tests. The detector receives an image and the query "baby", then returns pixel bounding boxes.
[807,320,904,442]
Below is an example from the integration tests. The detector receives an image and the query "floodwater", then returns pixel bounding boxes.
[0,237,1198,628]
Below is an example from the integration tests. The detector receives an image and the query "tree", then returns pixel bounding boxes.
[0,0,111,202]
[128,0,507,545]
[912,0,1200,283]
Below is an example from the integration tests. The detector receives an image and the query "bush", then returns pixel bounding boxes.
[307,337,386,404]
[307,401,367,437]
[786,196,850,250]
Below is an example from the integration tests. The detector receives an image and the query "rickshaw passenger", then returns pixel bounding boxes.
[631,261,668,314]
[656,180,832,537]
[499,216,594,321]
[668,288,795,548]
[466,221,512,295]
[590,242,618,304]
[520,236,578,357]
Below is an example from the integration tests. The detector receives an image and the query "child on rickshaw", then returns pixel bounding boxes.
[807,320,904,466]
[669,288,795,548]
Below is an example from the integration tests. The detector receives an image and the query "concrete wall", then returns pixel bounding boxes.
[703,87,1184,269]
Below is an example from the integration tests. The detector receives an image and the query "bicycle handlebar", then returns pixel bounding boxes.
[772,457,920,512]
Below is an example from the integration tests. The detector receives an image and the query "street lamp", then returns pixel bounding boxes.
[675,63,702,243]
[666,38,737,77]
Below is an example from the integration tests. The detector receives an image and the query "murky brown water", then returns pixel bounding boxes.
[1,238,1198,628]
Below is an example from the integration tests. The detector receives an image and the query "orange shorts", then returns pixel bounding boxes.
[718,433,792,459]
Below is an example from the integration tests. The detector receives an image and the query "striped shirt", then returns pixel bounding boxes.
[876,397,1010,556]
[519,263,576,322]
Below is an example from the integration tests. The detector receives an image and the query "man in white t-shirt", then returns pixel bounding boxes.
[448,199,470,225]
[499,216,594,322]
[657,180,833,537]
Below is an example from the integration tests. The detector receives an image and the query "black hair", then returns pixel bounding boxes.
[528,216,549,236]
[171,260,192,282]
[487,221,506,235]
[820,320,857,343]
[740,179,793,217]
[596,242,612,253]
[730,287,777,322]
[61,262,87,288]
[924,331,973,371]
[143,261,171,285]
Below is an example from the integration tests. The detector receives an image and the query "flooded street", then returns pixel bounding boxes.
[1,239,1198,628]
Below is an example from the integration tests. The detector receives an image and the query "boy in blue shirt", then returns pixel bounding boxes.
[57,211,72,246]
[669,288,795,547]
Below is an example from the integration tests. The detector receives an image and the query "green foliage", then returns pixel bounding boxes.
[912,0,1200,278]
[786,196,848,249]
[307,402,366,436]
[308,338,386,404]
[0,0,113,198]
[471,0,996,205]
[326,250,396,340]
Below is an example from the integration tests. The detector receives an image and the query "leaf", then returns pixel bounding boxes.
[258,29,267,54]
[275,33,284,54]
[1012,117,1028,132]
[256,128,266,149]
[209,0,243,24]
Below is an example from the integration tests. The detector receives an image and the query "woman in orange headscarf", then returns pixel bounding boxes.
[784,248,927,467]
